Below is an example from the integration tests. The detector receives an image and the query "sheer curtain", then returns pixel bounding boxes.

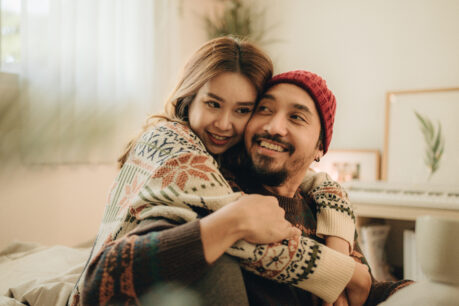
[19,0,182,163]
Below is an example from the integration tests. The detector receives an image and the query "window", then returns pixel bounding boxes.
[0,0,21,73]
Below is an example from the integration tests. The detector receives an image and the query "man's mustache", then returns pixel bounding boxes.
[251,133,295,155]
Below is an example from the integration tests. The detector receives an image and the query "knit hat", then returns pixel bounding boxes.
[265,70,336,154]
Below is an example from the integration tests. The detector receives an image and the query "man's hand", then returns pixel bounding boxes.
[346,262,371,306]
[323,236,351,306]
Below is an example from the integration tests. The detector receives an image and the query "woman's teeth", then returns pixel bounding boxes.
[212,134,227,140]
[259,140,285,152]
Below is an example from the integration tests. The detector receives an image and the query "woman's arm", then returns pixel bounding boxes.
[82,219,208,304]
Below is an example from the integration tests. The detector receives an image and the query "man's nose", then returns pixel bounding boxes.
[263,114,287,136]
[214,111,232,131]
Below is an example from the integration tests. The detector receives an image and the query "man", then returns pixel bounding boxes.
[214,70,413,305]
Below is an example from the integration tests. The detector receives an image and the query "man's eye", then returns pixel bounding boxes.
[291,114,306,123]
[205,101,220,109]
[236,107,253,114]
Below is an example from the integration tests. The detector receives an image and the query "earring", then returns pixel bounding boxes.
[314,157,320,162]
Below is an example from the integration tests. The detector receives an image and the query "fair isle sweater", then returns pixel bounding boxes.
[230,179,414,306]
[69,121,357,305]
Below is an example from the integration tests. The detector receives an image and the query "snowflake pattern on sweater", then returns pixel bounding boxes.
[69,121,357,305]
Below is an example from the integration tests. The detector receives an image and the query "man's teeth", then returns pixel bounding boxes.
[211,134,228,140]
[260,140,285,152]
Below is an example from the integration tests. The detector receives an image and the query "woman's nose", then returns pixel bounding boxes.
[214,111,232,131]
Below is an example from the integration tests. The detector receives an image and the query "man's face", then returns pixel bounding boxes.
[244,83,323,186]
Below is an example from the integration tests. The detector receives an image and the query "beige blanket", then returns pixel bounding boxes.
[0,241,90,306]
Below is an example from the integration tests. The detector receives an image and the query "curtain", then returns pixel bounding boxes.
[18,0,182,164]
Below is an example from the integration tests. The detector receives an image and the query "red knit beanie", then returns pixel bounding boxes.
[265,70,336,154]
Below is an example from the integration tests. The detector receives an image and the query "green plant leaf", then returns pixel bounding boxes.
[414,110,445,179]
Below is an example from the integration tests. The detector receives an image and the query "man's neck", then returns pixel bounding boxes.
[262,175,304,198]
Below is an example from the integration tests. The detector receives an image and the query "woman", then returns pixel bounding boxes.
[69,37,356,305]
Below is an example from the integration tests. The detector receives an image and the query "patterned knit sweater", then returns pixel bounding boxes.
[69,121,357,305]
[231,181,414,306]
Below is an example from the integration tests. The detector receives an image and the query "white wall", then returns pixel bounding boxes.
[254,0,459,151]
[0,165,119,248]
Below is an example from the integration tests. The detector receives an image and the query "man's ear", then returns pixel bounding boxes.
[314,141,324,162]
[314,150,324,162]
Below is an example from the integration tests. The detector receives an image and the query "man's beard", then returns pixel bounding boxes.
[249,154,288,187]
[247,133,293,186]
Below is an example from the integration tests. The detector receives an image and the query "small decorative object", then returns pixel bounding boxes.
[414,111,445,180]
[311,149,380,183]
[202,0,270,44]
[382,88,459,184]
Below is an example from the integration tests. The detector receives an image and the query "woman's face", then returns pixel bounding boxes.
[188,72,257,155]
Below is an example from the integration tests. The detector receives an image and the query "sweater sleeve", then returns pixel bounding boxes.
[301,170,356,249]
[82,219,210,305]
[227,236,356,303]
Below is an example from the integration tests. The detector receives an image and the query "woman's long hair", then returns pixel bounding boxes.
[118,36,273,168]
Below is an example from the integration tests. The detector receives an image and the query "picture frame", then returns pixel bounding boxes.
[311,149,380,183]
[382,88,459,185]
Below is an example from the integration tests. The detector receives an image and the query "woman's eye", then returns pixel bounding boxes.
[205,101,220,109]
[236,107,253,114]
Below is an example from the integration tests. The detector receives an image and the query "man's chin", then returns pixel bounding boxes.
[250,163,287,187]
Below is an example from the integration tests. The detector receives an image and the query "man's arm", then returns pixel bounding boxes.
[303,171,356,252]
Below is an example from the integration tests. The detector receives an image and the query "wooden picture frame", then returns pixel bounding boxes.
[382,88,459,184]
[311,149,380,183]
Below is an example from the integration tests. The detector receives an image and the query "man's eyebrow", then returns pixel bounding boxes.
[261,93,276,101]
[293,103,313,115]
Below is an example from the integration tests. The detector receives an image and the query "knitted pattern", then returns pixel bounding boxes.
[266,70,336,153]
[69,121,356,305]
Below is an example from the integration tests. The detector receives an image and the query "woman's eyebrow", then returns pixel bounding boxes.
[206,92,224,102]
[237,101,255,106]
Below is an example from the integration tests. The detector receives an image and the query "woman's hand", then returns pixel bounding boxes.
[200,194,300,264]
[233,194,301,244]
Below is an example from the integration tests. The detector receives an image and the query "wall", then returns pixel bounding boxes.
[0,165,119,249]
[254,0,459,151]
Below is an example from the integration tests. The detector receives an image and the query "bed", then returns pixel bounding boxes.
[0,241,92,306]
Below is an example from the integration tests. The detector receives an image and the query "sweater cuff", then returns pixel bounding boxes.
[299,245,356,303]
[316,209,355,251]
[157,220,210,282]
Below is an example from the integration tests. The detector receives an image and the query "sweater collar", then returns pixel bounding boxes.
[253,185,304,215]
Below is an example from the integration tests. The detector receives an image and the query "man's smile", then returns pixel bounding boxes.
[258,139,288,152]
[252,133,294,155]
